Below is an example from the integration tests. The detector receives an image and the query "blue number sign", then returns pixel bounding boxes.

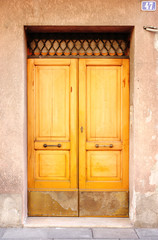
[141,1,156,11]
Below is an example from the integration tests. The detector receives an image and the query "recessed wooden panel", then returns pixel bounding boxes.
[35,151,69,180]
[35,66,70,141]
[87,151,121,181]
[87,66,121,141]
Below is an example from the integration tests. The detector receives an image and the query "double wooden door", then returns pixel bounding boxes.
[28,59,129,217]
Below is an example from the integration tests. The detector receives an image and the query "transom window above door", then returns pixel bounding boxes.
[27,32,130,58]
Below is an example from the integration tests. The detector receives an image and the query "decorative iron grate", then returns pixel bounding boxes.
[27,33,130,57]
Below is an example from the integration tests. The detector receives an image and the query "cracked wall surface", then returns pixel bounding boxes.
[0,0,158,227]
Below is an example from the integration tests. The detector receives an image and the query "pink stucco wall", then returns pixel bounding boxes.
[0,0,158,227]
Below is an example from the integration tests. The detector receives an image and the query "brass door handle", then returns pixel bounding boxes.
[95,144,113,148]
[43,144,62,148]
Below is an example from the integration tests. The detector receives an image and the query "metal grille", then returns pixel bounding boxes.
[27,33,130,57]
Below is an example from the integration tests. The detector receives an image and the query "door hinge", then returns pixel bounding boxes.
[80,126,83,133]
[123,79,126,87]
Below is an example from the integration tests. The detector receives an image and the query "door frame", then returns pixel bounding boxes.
[24,24,135,224]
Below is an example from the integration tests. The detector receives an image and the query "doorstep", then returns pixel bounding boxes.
[24,217,133,228]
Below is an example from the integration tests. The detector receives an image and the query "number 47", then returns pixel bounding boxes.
[145,2,154,10]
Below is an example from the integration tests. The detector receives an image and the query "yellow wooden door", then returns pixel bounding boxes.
[28,59,78,216]
[28,58,129,217]
[79,59,129,216]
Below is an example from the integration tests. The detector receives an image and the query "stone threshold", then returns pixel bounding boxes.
[24,217,133,228]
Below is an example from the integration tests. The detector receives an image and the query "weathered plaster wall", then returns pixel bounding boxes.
[133,33,158,227]
[0,0,157,227]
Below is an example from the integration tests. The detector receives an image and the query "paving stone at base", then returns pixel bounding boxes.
[0,229,6,238]
[93,228,138,239]
[121,238,158,240]
[136,229,158,238]
[2,228,49,238]
[0,239,51,240]
[48,228,92,238]
[54,239,119,240]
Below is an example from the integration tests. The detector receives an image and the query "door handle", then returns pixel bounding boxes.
[43,144,62,148]
[95,144,113,148]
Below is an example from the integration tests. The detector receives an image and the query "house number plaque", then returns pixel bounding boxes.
[141,1,156,11]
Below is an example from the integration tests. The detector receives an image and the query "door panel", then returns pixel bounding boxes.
[86,151,121,180]
[28,59,78,216]
[87,66,121,141]
[28,191,78,217]
[79,191,128,217]
[79,59,129,191]
[35,66,70,141]
[35,151,70,180]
